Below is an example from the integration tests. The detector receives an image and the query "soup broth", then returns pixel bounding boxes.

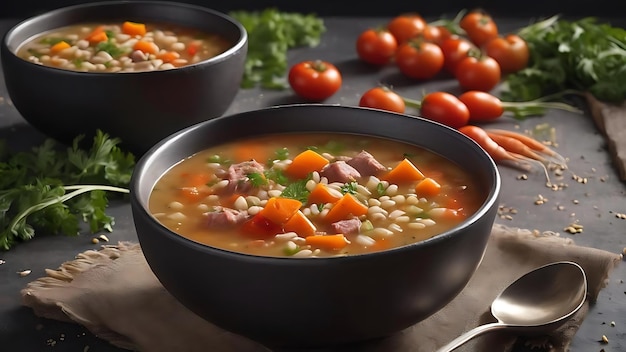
[149,133,485,257]
[17,21,231,72]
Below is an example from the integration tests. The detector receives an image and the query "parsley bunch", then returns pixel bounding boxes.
[503,16,626,103]
[229,8,326,89]
[0,131,135,250]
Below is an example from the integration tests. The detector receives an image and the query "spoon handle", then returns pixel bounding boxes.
[434,322,508,352]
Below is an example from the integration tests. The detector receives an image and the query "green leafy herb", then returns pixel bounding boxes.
[0,131,135,251]
[280,178,310,203]
[274,147,290,161]
[376,182,386,197]
[207,154,231,165]
[264,168,289,186]
[96,40,127,58]
[40,37,73,46]
[229,8,325,89]
[247,172,268,187]
[340,182,358,195]
[504,16,626,103]
[283,244,301,256]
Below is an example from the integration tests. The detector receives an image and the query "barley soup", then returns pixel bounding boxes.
[149,133,485,257]
[17,21,231,72]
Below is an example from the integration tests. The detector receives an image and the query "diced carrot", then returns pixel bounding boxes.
[283,210,317,237]
[133,40,159,55]
[285,149,329,179]
[307,183,341,205]
[382,158,425,185]
[414,177,442,197]
[232,141,270,163]
[85,26,107,44]
[157,51,181,64]
[259,197,303,225]
[324,193,368,223]
[187,40,201,56]
[50,41,71,54]
[305,234,350,251]
[122,21,146,36]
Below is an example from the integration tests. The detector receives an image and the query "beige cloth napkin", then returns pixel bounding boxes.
[21,224,622,352]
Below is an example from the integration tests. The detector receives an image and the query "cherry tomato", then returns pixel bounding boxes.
[356,28,398,66]
[458,91,504,121]
[439,37,474,75]
[420,92,470,129]
[288,60,342,101]
[395,40,444,80]
[485,34,530,73]
[459,11,499,47]
[387,14,427,44]
[359,87,406,113]
[421,25,453,45]
[455,55,501,92]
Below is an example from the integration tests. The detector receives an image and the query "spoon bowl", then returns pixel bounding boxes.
[436,261,588,352]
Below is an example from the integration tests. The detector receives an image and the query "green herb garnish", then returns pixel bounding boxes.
[504,16,626,103]
[247,172,268,187]
[376,182,386,196]
[228,8,325,89]
[264,168,289,186]
[40,37,73,46]
[274,147,289,161]
[0,131,135,251]
[340,182,358,195]
[280,178,310,203]
[207,154,230,165]
[96,40,127,58]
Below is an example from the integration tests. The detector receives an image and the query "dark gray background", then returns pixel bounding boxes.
[2,0,625,20]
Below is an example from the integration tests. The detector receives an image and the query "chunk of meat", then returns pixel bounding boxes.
[330,218,362,235]
[320,161,361,183]
[225,160,265,194]
[205,207,249,228]
[346,150,387,177]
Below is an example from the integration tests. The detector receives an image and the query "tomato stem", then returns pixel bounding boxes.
[401,96,423,109]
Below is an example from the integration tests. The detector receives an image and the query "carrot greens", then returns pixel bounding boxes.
[0,131,135,251]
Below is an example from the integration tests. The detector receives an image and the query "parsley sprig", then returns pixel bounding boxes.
[0,131,135,251]
[229,8,326,89]
[504,16,626,103]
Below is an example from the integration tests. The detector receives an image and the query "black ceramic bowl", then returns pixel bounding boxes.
[130,104,501,348]
[1,0,247,155]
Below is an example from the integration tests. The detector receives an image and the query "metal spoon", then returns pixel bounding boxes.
[435,261,588,352]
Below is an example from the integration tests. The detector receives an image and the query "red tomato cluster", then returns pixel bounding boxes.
[356,10,529,92]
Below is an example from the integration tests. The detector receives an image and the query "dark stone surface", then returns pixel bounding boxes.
[1,16,625,352]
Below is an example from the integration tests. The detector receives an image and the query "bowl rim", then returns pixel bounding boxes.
[1,0,248,75]
[131,104,501,264]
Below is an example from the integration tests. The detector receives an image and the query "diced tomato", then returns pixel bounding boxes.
[240,213,282,239]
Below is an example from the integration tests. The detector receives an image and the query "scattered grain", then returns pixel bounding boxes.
[534,194,548,205]
[610,321,616,327]
[17,269,32,277]
[98,234,109,242]
[0,259,5,265]
[615,213,626,220]
[556,205,565,211]
[564,222,583,234]
[573,199,579,205]
[517,174,528,180]
[600,335,609,344]
[91,237,100,244]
